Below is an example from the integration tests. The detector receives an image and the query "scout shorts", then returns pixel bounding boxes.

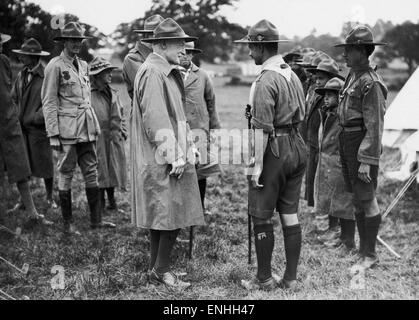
[248,132,307,219]
[338,130,379,202]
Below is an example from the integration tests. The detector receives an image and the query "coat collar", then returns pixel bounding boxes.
[147,53,178,76]
[23,61,44,78]
[351,63,372,75]
[134,41,152,60]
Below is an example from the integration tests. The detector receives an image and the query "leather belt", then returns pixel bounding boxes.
[270,127,293,137]
[341,126,366,132]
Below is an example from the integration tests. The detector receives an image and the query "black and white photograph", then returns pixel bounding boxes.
[0,0,418,304]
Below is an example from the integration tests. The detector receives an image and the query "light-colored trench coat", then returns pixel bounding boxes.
[314,106,354,220]
[130,53,205,230]
[91,83,127,189]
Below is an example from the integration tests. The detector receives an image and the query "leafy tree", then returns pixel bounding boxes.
[112,0,247,63]
[381,22,419,75]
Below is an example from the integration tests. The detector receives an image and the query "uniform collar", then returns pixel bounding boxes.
[148,53,178,76]
[25,61,44,77]
[61,50,78,64]
[261,54,292,82]
[135,41,152,58]
[351,63,372,75]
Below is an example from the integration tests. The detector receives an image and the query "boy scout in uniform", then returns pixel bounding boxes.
[235,20,307,291]
[131,18,204,290]
[0,32,49,224]
[11,38,57,211]
[178,42,221,212]
[305,60,344,233]
[314,78,356,252]
[42,22,115,235]
[123,15,164,100]
[334,25,387,270]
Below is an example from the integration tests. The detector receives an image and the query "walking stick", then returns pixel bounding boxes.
[189,227,194,260]
[246,104,252,265]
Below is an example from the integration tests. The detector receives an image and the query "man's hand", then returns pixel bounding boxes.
[358,163,372,183]
[169,158,186,180]
[188,146,201,166]
[50,136,62,152]
[250,163,264,188]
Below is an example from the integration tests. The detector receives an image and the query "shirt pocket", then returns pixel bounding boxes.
[61,76,78,98]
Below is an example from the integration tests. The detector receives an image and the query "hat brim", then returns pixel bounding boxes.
[306,68,345,81]
[334,42,387,47]
[235,36,291,44]
[1,34,11,44]
[141,35,197,43]
[133,30,154,34]
[53,36,92,42]
[315,87,340,96]
[186,48,203,54]
[89,66,118,76]
[297,63,316,68]
[12,49,50,56]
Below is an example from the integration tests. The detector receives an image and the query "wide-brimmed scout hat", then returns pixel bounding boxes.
[89,56,118,76]
[234,19,291,44]
[1,33,11,44]
[284,47,303,63]
[53,22,92,41]
[141,18,197,43]
[12,38,50,56]
[296,52,316,68]
[334,25,386,47]
[306,59,344,80]
[185,41,202,54]
[134,15,165,34]
[315,77,344,96]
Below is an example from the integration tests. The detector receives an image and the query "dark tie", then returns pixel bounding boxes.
[73,59,79,73]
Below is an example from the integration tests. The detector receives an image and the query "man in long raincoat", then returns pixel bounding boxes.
[130,18,205,290]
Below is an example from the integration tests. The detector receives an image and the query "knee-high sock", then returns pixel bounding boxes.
[365,215,382,258]
[329,215,339,229]
[149,229,160,271]
[17,180,37,215]
[254,224,274,282]
[106,188,115,204]
[44,178,54,201]
[283,224,302,281]
[340,219,355,248]
[354,209,366,254]
[198,179,207,210]
[155,229,181,274]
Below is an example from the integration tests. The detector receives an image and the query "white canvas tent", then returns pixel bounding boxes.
[382,67,419,181]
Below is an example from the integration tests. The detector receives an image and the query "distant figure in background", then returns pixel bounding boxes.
[313,77,356,252]
[335,25,387,270]
[178,42,221,214]
[305,59,344,231]
[123,14,164,101]
[0,32,50,224]
[90,57,128,213]
[284,47,306,85]
[11,38,57,212]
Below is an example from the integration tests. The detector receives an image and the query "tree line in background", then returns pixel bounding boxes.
[1,0,419,75]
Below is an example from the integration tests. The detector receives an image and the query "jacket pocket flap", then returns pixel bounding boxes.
[58,109,77,117]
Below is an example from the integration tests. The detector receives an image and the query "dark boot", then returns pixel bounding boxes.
[354,208,367,257]
[59,190,80,236]
[86,187,116,229]
[99,188,106,214]
[106,188,117,210]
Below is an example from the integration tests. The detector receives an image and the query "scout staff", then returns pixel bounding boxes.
[89,57,127,212]
[0,32,49,224]
[334,25,387,270]
[313,78,356,252]
[42,22,115,235]
[11,38,57,211]
[235,20,307,291]
[178,41,221,214]
[131,18,205,290]
[305,59,344,233]
[123,14,164,100]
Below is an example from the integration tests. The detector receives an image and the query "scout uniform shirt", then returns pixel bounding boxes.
[338,65,387,166]
[42,51,100,145]
[122,41,152,99]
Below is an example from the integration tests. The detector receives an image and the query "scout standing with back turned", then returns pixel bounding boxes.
[335,25,387,270]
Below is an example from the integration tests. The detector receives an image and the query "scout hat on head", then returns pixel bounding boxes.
[12,38,50,56]
[141,18,197,43]
[296,51,316,68]
[315,77,344,96]
[185,41,202,54]
[334,25,386,47]
[284,47,303,63]
[134,15,165,34]
[89,56,118,76]
[53,22,92,41]
[1,33,11,44]
[235,19,291,43]
[306,59,344,80]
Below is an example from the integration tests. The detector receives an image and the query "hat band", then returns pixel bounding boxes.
[21,46,42,53]
[153,30,188,38]
[248,34,279,41]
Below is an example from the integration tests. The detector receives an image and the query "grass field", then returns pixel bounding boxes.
[0,76,417,300]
